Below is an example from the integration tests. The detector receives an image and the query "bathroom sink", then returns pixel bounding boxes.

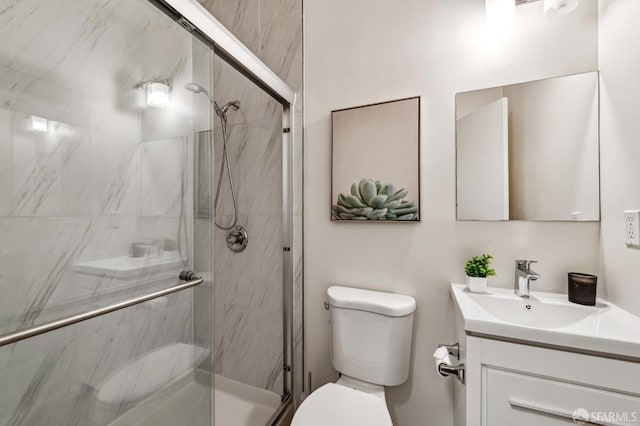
[451,284,640,361]
[466,291,601,329]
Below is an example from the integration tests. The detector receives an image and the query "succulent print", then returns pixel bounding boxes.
[332,179,418,220]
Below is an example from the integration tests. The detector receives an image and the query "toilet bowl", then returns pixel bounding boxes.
[292,376,392,426]
[292,286,416,425]
[93,342,208,423]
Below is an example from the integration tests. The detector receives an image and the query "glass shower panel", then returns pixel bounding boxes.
[0,0,214,425]
[200,52,285,423]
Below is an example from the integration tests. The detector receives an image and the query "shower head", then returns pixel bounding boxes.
[220,100,240,114]
[184,82,240,119]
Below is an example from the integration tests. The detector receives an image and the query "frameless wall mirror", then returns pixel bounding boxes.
[456,71,600,222]
[331,97,421,222]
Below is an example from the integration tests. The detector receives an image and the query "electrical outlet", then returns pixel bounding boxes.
[624,211,640,246]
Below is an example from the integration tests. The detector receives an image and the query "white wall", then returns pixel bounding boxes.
[304,1,599,425]
[599,0,640,316]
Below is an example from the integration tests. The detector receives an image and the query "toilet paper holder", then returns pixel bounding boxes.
[435,343,465,384]
[438,362,465,384]
[437,343,460,360]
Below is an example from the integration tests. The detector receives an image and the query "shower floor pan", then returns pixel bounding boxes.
[111,371,281,426]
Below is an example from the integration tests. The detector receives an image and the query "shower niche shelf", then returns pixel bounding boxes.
[73,256,186,280]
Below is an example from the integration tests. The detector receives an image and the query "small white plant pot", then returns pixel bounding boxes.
[467,276,488,293]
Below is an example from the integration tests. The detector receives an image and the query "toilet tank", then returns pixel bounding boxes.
[327,286,416,386]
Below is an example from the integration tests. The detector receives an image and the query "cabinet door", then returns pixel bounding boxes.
[484,367,640,426]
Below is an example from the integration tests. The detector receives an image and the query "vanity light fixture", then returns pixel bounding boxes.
[144,81,171,108]
[30,115,48,133]
[486,0,515,36]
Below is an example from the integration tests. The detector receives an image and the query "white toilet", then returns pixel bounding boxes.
[292,285,416,426]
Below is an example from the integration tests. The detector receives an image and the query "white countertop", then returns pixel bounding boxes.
[451,283,640,361]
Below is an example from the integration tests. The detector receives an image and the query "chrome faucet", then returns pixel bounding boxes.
[514,260,540,298]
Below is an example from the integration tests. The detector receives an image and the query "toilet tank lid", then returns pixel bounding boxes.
[327,286,416,317]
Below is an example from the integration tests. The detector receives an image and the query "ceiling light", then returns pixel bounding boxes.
[144,82,170,108]
[30,116,48,133]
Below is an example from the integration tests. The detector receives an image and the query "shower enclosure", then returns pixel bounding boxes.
[0,0,298,425]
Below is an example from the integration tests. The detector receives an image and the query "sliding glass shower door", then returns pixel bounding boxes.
[0,0,214,424]
[207,54,288,424]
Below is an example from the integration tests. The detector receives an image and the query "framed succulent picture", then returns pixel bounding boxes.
[331,97,421,222]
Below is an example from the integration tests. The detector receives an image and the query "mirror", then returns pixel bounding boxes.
[456,71,600,222]
[331,97,420,222]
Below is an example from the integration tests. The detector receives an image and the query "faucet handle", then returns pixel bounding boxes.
[516,260,538,269]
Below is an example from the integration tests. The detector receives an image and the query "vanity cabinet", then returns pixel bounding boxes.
[457,336,640,426]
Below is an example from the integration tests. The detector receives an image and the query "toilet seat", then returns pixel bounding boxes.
[291,382,392,426]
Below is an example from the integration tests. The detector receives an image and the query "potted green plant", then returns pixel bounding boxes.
[464,254,496,293]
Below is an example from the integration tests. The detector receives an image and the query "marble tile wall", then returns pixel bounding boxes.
[0,0,214,423]
[196,0,303,399]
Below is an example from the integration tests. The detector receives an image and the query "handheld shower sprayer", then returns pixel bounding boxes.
[185,82,241,231]
[184,82,240,121]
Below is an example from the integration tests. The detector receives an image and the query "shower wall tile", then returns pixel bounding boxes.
[0,110,94,218]
[192,41,215,134]
[198,0,223,22]
[214,215,282,310]
[194,279,213,350]
[0,217,92,330]
[259,0,301,23]
[139,52,195,143]
[73,215,138,266]
[0,0,196,106]
[10,114,63,217]
[212,196,284,393]
[194,132,213,219]
[140,138,187,218]
[197,0,303,399]
[214,304,283,390]
[260,13,303,92]
[0,293,194,425]
[212,124,250,217]
[214,60,273,126]
[194,219,214,273]
[91,125,140,216]
[246,119,283,216]
[221,0,261,54]
[0,66,91,131]
[0,109,13,216]
[0,0,213,422]
[60,124,93,216]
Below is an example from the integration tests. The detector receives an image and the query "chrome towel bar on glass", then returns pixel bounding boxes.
[0,271,203,348]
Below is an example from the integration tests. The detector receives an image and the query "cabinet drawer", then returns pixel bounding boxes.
[484,367,640,426]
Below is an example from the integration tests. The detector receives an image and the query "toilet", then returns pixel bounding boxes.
[292,286,416,426]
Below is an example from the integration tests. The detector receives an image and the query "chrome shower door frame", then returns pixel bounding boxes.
[149,0,299,422]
